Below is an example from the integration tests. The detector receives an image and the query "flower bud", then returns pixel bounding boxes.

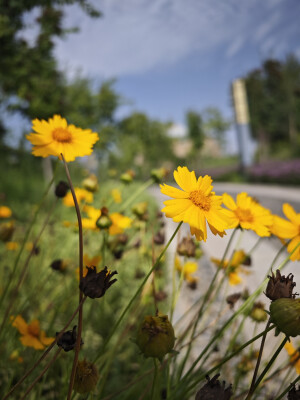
[0,221,14,242]
[82,174,98,192]
[270,298,300,337]
[120,170,135,184]
[132,202,148,219]
[150,167,169,183]
[177,237,196,257]
[56,326,83,352]
[96,207,112,230]
[74,359,98,394]
[55,181,69,198]
[136,313,175,361]
[250,302,267,323]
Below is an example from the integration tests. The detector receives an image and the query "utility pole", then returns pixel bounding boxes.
[232,79,253,175]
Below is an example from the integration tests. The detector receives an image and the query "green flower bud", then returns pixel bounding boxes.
[150,167,168,183]
[270,298,300,337]
[250,302,268,323]
[0,221,15,242]
[82,175,98,192]
[136,313,175,361]
[74,359,98,394]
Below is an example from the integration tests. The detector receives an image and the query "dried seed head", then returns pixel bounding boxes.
[74,359,98,394]
[265,270,297,301]
[226,293,241,309]
[153,230,165,245]
[288,385,300,399]
[56,326,83,352]
[177,237,196,258]
[79,266,117,299]
[195,374,232,400]
[55,181,69,198]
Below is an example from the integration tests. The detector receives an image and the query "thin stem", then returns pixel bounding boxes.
[246,319,271,398]
[0,199,58,337]
[150,359,159,400]
[275,374,300,400]
[248,236,262,255]
[176,228,238,380]
[3,296,86,400]
[120,179,153,213]
[181,324,276,397]
[0,168,57,312]
[96,222,183,356]
[20,348,62,400]
[61,154,84,400]
[246,336,289,399]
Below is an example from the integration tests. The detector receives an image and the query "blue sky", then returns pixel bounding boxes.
[11,0,300,151]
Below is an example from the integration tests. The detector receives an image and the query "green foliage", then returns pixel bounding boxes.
[244,54,300,160]
[186,110,205,150]
[203,107,231,150]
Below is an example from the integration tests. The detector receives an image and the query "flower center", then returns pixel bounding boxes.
[235,207,254,223]
[52,127,72,143]
[28,323,40,337]
[189,190,211,211]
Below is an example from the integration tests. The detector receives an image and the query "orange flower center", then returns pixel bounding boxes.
[189,190,211,211]
[52,127,72,143]
[28,323,40,338]
[235,207,254,223]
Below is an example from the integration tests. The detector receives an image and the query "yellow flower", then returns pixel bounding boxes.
[111,188,122,203]
[0,206,12,218]
[5,241,19,251]
[222,192,273,236]
[82,205,101,230]
[109,213,132,235]
[271,204,300,261]
[11,315,54,350]
[160,167,229,241]
[211,250,250,286]
[285,341,300,374]
[63,187,93,207]
[26,115,99,162]
[175,257,198,281]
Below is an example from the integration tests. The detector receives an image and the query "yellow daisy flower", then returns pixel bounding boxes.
[11,315,54,350]
[175,257,198,281]
[160,166,229,241]
[222,192,273,237]
[0,206,12,218]
[5,241,19,251]
[26,115,99,162]
[109,213,132,235]
[82,205,101,230]
[63,187,93,207]
[285,341,300,374]
[111,188,122,203]
[211,249,250,286]
[271,204,300,261]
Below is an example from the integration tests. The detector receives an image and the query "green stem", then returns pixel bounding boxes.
[180,324,276,397]
[246,319,271,399]
[150,359,159,400]
[275,374,300,400]
[0,165,57,311]
[94,222,183,360]
[61,155,84,400]
[176,228,238,381]
[179,243,299,387]
[246,336,289,400]
[120,179,153,213]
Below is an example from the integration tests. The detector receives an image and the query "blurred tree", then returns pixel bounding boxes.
[115,112,174,176]
[0,0,100,141]
[244,55,300,160]
[185,110,205,150]
[203,107,231,151]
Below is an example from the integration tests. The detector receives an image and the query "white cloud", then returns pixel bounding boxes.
[167,123,187,138]
[53,0,298,78]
